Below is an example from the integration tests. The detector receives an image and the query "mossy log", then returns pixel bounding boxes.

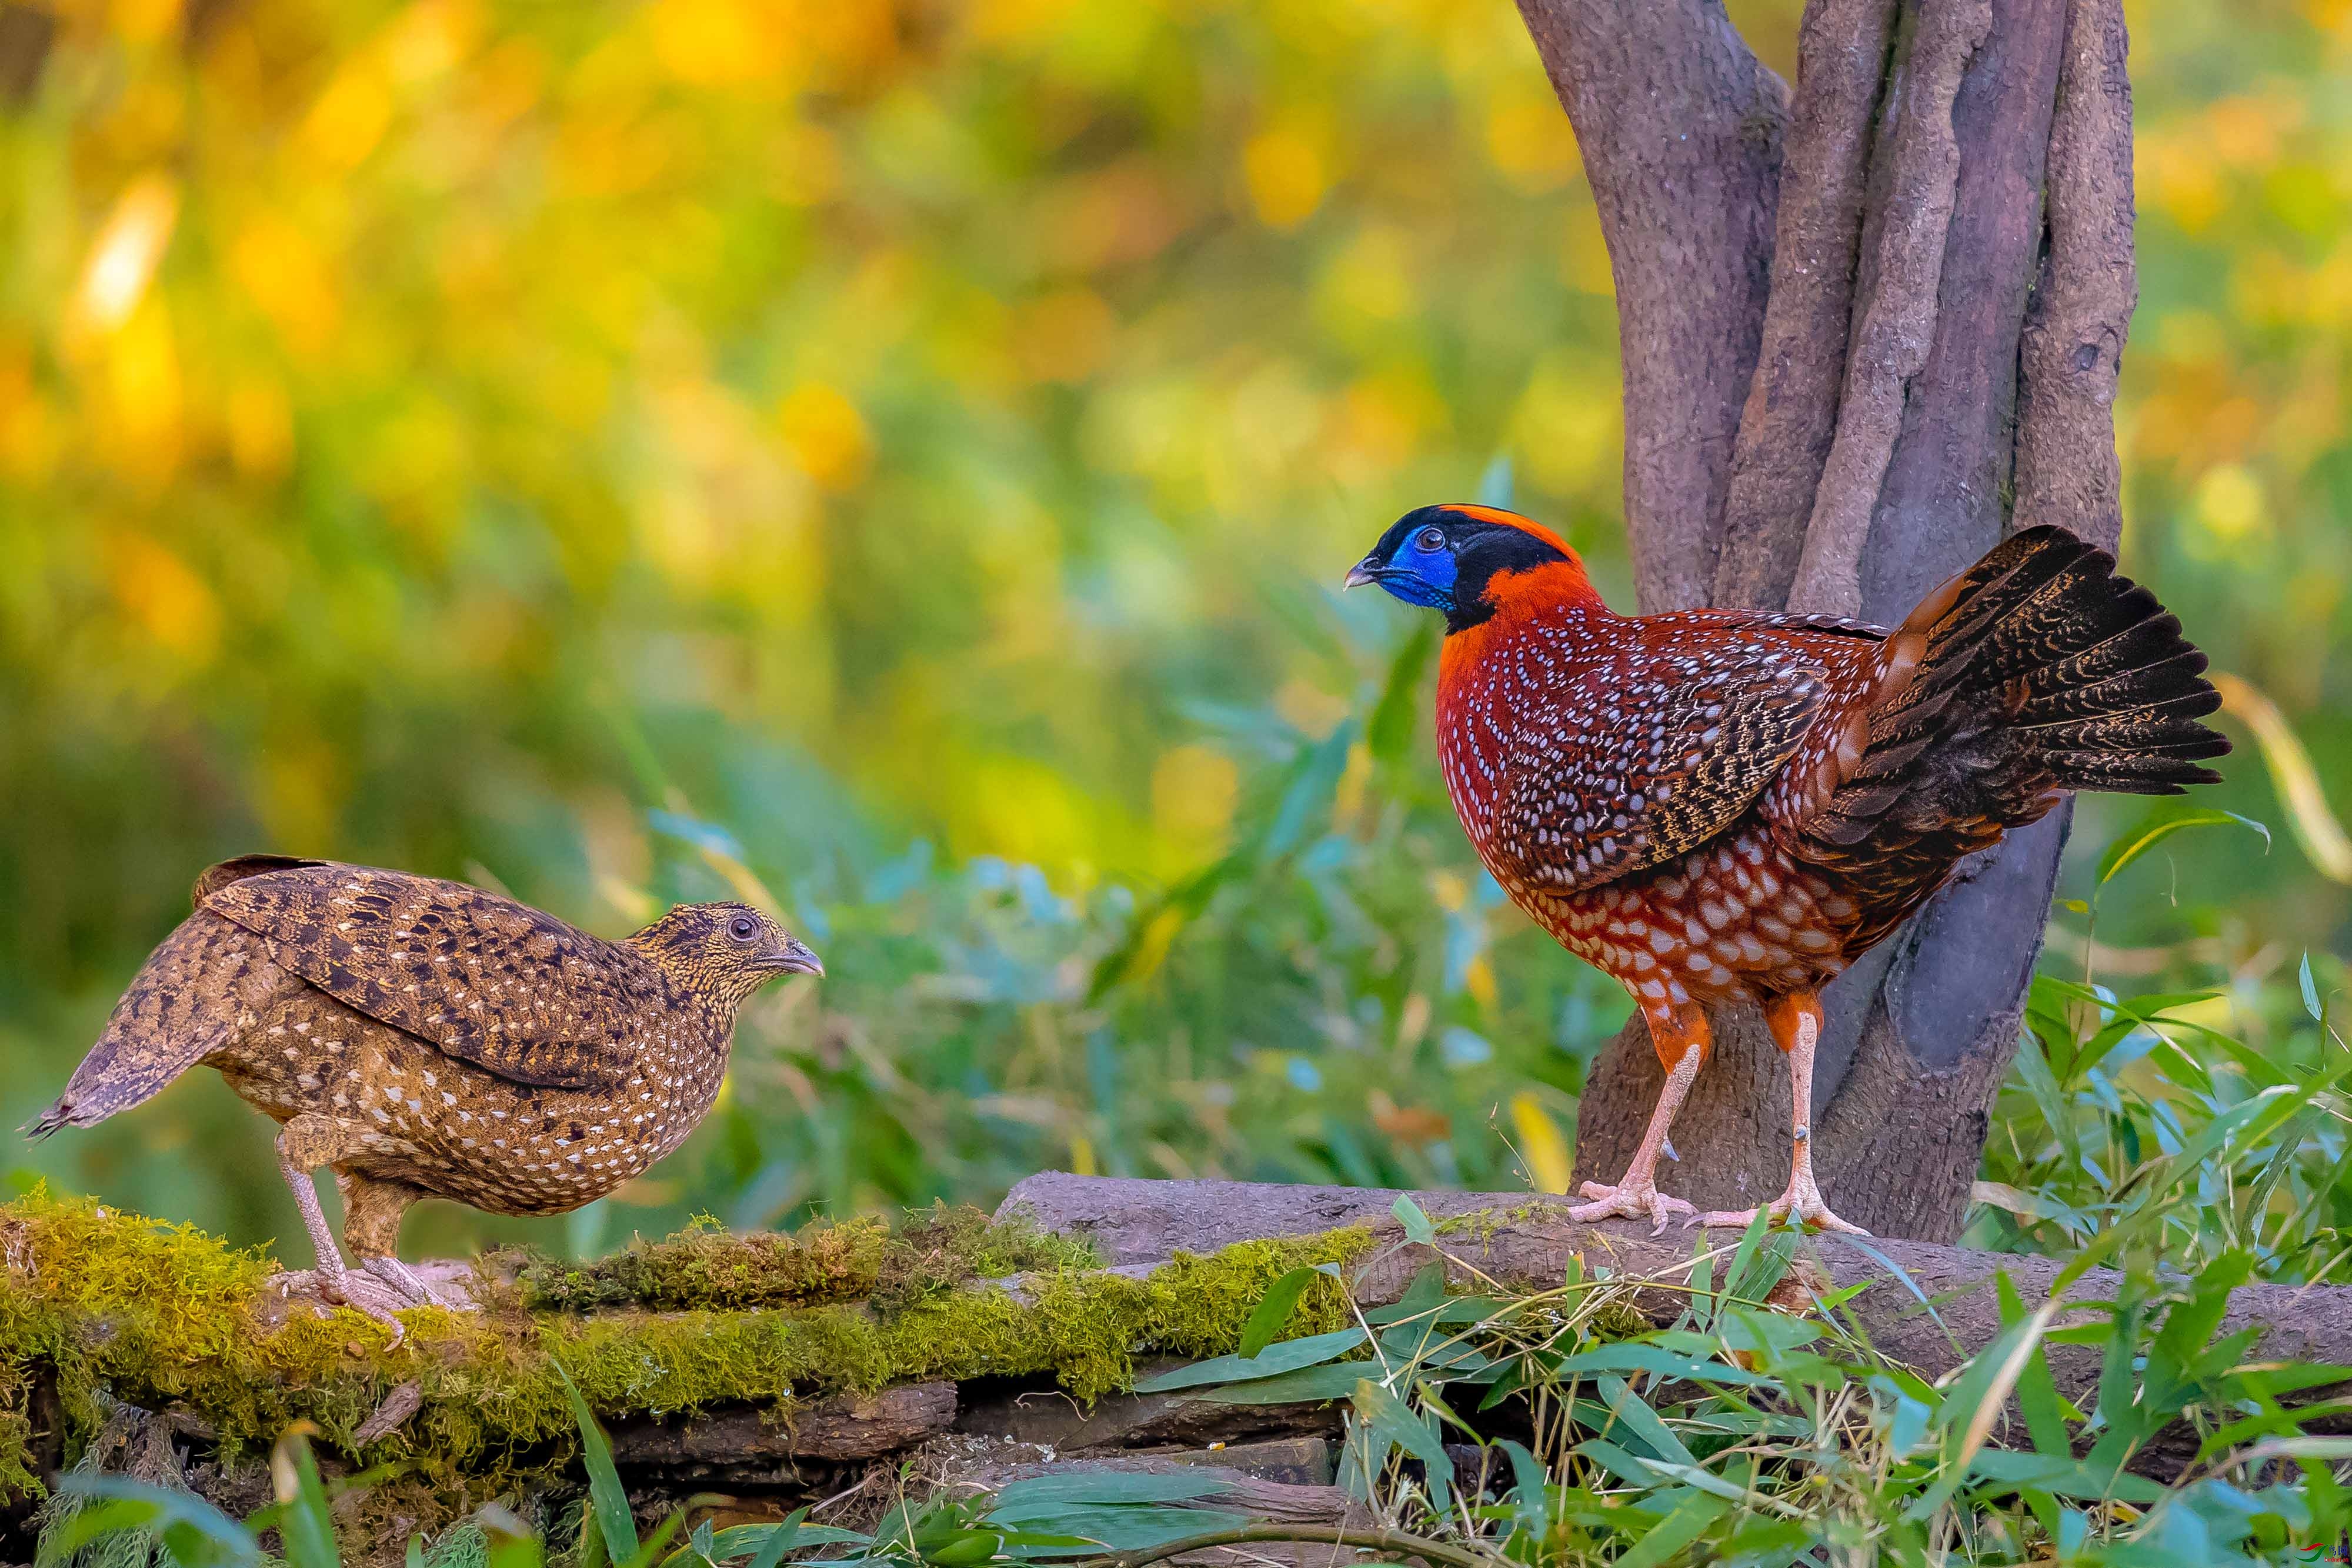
[14,1169,2350,1557]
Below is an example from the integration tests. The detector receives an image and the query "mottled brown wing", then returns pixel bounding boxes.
[199,862,661,1092]
[1489,639,1833,894]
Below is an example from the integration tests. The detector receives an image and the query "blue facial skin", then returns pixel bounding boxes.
[1363,529,1458,611]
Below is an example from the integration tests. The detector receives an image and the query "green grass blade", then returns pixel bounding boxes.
[272,1427,343,1568]
[558,1366,641,1560]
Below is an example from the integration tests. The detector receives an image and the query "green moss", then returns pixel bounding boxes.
[501,1213,892,1312]
[1430,1202,1572,1243]
[502,1203,1098,1315]
[0,1189,1371,1497]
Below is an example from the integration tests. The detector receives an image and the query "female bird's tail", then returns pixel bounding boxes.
[1798,526,2228,893]
[24,913,285,1138]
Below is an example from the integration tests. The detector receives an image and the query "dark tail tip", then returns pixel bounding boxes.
[22,1102,70,1141]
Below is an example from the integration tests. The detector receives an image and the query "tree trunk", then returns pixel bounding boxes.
[1523,0,2136,1240]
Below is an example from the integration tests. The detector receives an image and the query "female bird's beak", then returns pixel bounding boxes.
[768,937,825,976]
[1343,557,1381,590]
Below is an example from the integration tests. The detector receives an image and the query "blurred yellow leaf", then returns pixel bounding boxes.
[1484,95,1578,190]
[649,0,800,89]
[1464,955,1497,1010]
[2192,462,2267,543]
[1151,743,1239,860]
[778,382,875,492]
[1510,1092,1573,1195]
[302,66,395,171]
[1243,126,1327,230]
[2213,672,2352,883]
[1121,906,1186,989]
[71,174,178,338]
[108,533,216,663]
[229,215,339,359]
[225,378,295,480]
[105,301,182,482]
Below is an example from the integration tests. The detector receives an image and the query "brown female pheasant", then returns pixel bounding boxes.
[29,856,821,1337]
[1348,506,2226,1235]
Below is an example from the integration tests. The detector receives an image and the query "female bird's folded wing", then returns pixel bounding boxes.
[198,860,659,1092]
[1487,639,1836,894]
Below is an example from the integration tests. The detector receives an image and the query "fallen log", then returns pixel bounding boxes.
[997,1170,2352,1474]
[15,1171,2352,1560]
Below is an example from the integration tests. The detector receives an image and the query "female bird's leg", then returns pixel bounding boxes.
[1567,1003,1704,1235]
[1693,992,1869,1235]
[267,1116,416,1343]
[338,1172,467,1310]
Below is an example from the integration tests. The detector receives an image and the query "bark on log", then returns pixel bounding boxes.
[608,1382,958,1469]
[999,1173,2352,1477]
[1527,0,2144,1242]
[954,1368,1340,1453]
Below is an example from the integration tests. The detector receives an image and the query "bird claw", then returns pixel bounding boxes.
[271,1267,416,1347]
[1568,1181,1697,1236]
[1688,1194,1870,1237]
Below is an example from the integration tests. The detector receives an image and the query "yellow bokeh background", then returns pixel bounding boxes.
[1,0,2347,1247]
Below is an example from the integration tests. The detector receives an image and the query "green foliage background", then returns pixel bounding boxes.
[0,0,2346,1265]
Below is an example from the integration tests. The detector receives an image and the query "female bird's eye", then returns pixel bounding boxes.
[1416,526,1446,552]
[728,916,758,942]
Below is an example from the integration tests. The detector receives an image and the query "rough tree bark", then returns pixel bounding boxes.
[1526,0,2139,1240]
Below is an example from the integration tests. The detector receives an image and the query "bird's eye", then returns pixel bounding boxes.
[727,915,758,942]
[1415,526,1446,552]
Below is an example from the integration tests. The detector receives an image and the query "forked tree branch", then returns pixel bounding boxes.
[1713,0,1902,612]
[2014,0,2137,552]
[1784,0,1991,620]
[1512,0,1787,612]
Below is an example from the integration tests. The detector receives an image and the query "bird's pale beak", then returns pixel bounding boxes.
[769,938,825,977]
[1343,557,1381,590]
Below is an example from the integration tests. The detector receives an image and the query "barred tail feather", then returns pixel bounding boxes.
[1801,526,2228,878]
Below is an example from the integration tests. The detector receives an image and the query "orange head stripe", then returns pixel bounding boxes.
[1439,505,1577,560]
[1479,557,1601,615]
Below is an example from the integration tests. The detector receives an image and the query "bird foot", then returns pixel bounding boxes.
[1690,1186,1870,1237]
[1567,1180,1696,1236]
[270,1266,418,1346]
[360,1255,467,1310]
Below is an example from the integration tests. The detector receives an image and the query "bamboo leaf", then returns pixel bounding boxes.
[1390,1193,1437,1245]
[1612,1493,1729,1568]
[2096,809,2268,887]
[1237,1266,1320,1359]
[1132,1328,1366,1393]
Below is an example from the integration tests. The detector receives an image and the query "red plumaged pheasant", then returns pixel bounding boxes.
[1347,505,2227,1235]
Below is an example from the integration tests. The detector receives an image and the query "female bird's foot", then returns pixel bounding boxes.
[270,1266,417,1345]
[1568,1180,1696,1236]
[360,1254,462,1309]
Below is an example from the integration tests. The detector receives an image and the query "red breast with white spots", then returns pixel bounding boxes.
[1435,586,1883,1013]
